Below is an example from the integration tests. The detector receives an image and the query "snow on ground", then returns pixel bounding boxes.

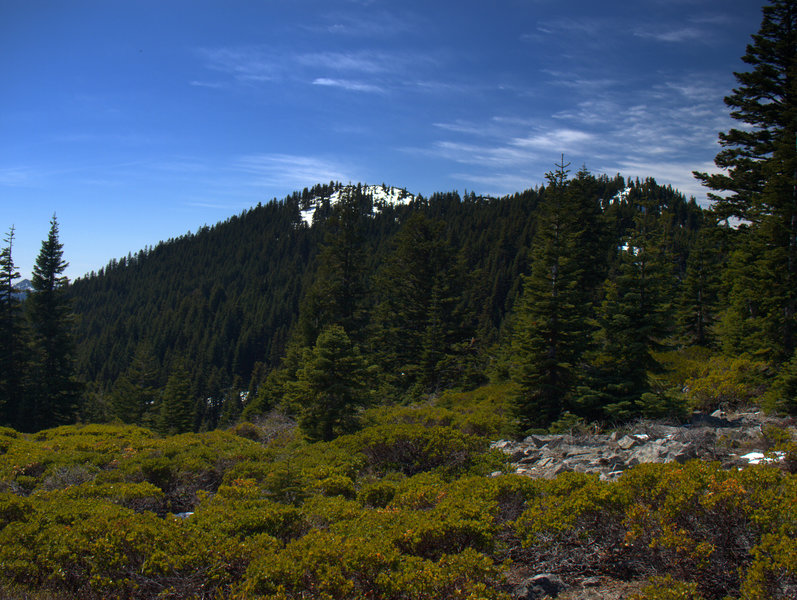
[300,207,316,227]
[299,184,415,227]
[740,451,786,465]
[611,187,631,204]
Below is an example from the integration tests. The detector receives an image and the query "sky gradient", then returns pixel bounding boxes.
[2,0,766,280]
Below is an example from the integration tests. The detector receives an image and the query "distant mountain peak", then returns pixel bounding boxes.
[13,278,33,292]
[11,278,33,300]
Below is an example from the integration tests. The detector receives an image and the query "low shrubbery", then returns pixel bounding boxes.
[0,388,794,599]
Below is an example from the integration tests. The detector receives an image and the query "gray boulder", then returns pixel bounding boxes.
[513,574,568,599]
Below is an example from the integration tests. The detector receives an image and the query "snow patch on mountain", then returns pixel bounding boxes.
[299,184,415,227]
[12,278,33,299]
[14,279,34,292]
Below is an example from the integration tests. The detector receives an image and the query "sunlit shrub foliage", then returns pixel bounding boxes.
[0,396,795,599]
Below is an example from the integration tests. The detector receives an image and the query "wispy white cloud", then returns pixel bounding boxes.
[195,45,437,95]
[633,26,707,43]
[527,16,608,39]
[0,166,37,187]
[541,70,620,91]
[196,47,280,83]
[189,80,228,90]
[233,154,351,188]
[433,119,506,137]
[312,78,385,94]
[451,171,543,197]
[182,200,243,210]
[419,62,733,204]
[604,158,718,204]
[428,141,535,168]
[511,129,594,151]
[308,9,417,38]
[297,51,395,74]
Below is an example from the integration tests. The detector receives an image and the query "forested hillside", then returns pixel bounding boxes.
[52,172,706,434]
[1,163,789,436]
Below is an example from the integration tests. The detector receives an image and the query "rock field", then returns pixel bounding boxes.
[492,410,796,481]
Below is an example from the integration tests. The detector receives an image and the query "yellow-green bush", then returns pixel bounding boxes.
[0,492,247,599]
[357,478,399,508]
[363,382,515,438]
[189,480,304,543]
[682,354,771,411]
[631,575,706,600]
[339,423,486,477]
[1,409,794,600]
[512,461,797,599]
[237,528,508,600]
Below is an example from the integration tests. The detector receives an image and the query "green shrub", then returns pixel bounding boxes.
[48,481,164,513]
[683,354,771,411]
[238,528,509,600]
[310,474,356,499]
[0,493,247,599]
[340,424,486,477]
[762,350,797,415]
[301,494,364,531]
[358,479,399,508]
[190,480,304,543]
[631,575,705,600]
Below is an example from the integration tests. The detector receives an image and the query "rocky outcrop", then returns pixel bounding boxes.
[492,411,795,480]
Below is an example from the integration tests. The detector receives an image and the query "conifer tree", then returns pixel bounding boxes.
[288,324,370,442]
[109,344,160,426]
[159,361,195,435]
[25,216,81,431]
[218,376,244,428]
[297,188,370,347]
[369,213,462,394]
[694,0,797,361]
[676,225,723,347]
[576,197,669,422]
[511,158,597,430]
[0,227,27,428]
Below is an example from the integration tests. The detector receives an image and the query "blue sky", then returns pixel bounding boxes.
[2,0,765,281]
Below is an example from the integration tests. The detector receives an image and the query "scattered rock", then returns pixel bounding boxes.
[514,574,569,599]
[492,410,796,480]
[616,435,640,450]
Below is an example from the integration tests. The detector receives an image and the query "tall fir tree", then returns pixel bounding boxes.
[25,216,81,431]
[694,0,797,361]
[511,158,598,430]
[288,324,371,442]
[369,213,464,395]
[109,343,161,426]
[0,227,28,428]
[675,223,723,347]
[158,361,195,435]
[296,188,370,347]
[576,195,670,422]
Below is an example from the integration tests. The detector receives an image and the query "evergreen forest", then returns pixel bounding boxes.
[0,2,795,599]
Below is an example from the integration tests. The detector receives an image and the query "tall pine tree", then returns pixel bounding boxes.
[0,227,28,428]
[288,324,371,442]
[25,216,81,431]
[511,158,597,430]
[576,193,670,422]
[296,188,370,347]
[158,361,195,435]
[694,0,797,361]
[369,213,464,395]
